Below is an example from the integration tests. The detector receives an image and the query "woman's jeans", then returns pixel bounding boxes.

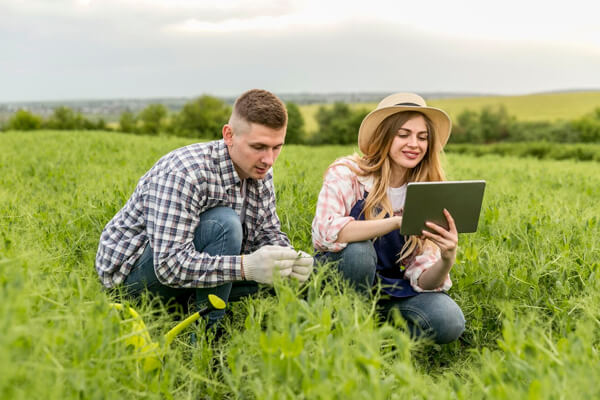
[320,241,465,344]
[122,207,258,326]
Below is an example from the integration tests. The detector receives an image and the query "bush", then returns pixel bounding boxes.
[312,103,368,145]
[571,109,600,142]
[7,109,43,131]
[507,120,580,143]
[451,106,515,143]
[170,96,230,139]
[119,111,137,133]
[137,104,168,135]
[45,106,88,130]
[446,142,600,162]
[285,102,305,144]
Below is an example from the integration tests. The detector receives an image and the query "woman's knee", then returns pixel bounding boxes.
[338,241,377,290]
[397,293,465,344]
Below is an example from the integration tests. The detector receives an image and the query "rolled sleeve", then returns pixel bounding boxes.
[312,163,362,252]
[404,247,452,292]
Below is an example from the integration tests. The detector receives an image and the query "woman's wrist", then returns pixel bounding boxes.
[441,247,457,263]
[394,216,403,230]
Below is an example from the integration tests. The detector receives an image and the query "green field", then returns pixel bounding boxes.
[300,91,600,134]
[1,130,600,399]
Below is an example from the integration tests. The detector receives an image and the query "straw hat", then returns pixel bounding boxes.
[357,93,452,154]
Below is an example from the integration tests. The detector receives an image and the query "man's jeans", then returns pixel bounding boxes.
[123,206,258,326]
[320,240,465,344]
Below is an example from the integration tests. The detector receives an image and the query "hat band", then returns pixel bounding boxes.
[395,102,421,106]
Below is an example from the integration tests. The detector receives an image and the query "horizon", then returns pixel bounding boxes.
[2,87,600,105]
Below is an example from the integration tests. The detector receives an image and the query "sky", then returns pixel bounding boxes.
[1,0,599,102]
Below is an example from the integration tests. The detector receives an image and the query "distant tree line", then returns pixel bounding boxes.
[450,105,600,143]
[3,98,600,144]
[4,106,108,131]
[1,96,307,145]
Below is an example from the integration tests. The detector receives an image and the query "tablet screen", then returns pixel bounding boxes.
[399,180,486,235]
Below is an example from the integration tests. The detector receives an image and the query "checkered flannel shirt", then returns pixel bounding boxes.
[95,139,291,289]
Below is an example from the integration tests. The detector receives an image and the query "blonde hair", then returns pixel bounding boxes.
[332,111,446,262]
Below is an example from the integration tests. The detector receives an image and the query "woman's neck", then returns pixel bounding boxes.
[389,167,408,188]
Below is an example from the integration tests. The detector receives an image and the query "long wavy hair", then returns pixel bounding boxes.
[332,111,446,262]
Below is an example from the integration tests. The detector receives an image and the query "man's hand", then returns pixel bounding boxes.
[290,250,314,283]
[243,245,299,284]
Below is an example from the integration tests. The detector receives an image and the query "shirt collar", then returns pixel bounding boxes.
[213,139,269,192]
[357,174,374,192]
[214,139,241,187]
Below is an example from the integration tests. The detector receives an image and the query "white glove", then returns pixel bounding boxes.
[290,250,314,283]
[243,245,299,284]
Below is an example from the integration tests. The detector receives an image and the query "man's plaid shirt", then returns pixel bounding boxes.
[95,139,291,289]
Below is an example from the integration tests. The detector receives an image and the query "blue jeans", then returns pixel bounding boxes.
[320,241,465,344]
[123,207,258,326]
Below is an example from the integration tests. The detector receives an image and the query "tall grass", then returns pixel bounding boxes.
[1,130,599,398]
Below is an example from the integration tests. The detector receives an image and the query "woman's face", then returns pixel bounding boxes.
[388,114,429,172]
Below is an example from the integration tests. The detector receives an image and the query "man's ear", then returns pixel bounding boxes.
[223,124,233,146]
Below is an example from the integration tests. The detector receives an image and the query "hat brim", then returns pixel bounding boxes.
[358,106,452,154]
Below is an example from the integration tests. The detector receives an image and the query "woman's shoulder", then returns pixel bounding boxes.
[327,156,360,177]
[325,156,374,192]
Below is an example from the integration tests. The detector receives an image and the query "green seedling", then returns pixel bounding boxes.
[110,294,226,372]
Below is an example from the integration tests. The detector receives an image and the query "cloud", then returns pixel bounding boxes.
[0,0,599,101]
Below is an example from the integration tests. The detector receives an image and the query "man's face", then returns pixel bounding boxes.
[223,122,286,180]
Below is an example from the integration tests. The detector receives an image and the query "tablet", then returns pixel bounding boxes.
[399,180,486,235]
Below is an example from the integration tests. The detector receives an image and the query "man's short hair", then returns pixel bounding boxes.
[230,89,287,132]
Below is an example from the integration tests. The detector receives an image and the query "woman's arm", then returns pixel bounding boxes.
[416,209,458,290]
[336,216,402,243]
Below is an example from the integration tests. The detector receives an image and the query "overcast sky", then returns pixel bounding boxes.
[1,0,599,102]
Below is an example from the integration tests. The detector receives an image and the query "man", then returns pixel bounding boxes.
[95,89,313,325]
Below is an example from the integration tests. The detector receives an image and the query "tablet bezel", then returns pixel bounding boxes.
[399,180,486,235]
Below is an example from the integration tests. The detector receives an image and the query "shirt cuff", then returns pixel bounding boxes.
[404,250,452,292]
[314,216,355,252]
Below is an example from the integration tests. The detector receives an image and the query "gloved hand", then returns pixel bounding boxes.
[243,245,299,284]
[290,250,314,283]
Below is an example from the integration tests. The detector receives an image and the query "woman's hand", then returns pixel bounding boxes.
[421,209,458,262]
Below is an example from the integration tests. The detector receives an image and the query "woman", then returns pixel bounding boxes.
[312,93,465,344]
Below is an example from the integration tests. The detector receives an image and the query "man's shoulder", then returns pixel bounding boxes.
[159,140,223,174]
[137,140,224,189]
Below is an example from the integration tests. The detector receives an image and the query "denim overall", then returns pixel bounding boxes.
[350,192,418,298]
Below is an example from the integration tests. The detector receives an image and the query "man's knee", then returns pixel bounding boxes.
[194,207,243,255]
[338,241,377,290]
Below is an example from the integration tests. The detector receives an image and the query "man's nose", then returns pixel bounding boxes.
[261,149,274,165]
